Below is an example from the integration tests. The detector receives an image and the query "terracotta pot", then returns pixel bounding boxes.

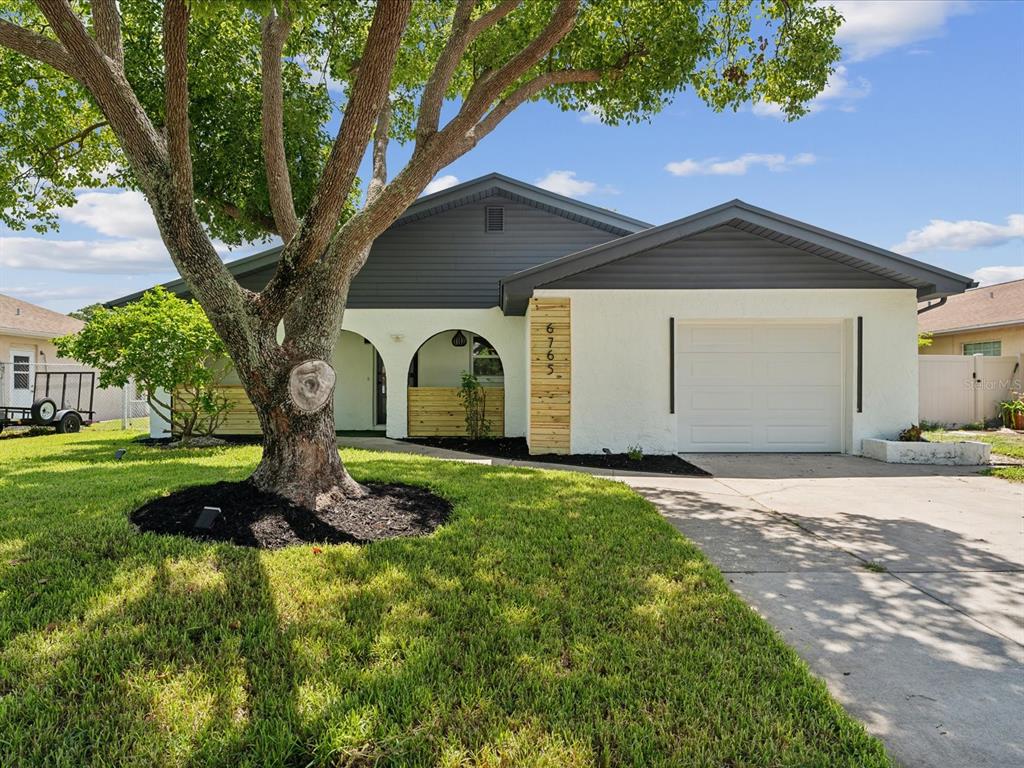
[1014,411,1024,430]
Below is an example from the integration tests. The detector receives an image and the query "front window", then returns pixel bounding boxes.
[472,336,503,383]
[963,341,1001,356]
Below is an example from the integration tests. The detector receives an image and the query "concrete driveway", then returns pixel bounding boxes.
[624,455,1024,768]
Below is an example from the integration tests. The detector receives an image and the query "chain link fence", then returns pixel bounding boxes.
[0,362,149,425]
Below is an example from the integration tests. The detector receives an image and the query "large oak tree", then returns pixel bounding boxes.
[0,0,841,510]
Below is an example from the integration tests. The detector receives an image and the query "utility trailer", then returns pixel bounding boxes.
[0,370,96,434]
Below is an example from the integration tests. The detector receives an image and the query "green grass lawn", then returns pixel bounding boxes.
[0,428,890,767]
[924,428,1024,482]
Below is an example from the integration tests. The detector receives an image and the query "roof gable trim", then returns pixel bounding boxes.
[499,200,976,313]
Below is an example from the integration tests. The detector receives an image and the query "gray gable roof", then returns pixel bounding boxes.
[107,173,649,307]
[393,172,651,235]
[499,199,976,314]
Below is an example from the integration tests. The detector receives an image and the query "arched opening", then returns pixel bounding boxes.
[406,329,504,437]
[331,330,387,433]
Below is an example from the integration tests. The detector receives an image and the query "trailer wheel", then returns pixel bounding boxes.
[56,411,82,434]
[31,398,57,425]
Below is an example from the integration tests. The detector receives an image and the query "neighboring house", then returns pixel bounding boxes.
[110,173,974,454]
[918,279,1024,356]
[0,293,84,409]
[0,293,139,422]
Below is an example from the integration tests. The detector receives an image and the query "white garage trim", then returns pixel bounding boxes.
[675,320,845,452]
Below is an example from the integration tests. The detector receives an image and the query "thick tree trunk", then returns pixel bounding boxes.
[249,394,365,508]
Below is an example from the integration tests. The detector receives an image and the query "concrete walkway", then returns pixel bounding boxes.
[340,437,1023,767]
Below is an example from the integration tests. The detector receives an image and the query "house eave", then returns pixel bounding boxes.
[500,200,977,315]
[922,319,1024,336]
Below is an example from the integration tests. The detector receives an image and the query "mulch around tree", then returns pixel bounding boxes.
[131,480,451,549]
[404,436,711,476]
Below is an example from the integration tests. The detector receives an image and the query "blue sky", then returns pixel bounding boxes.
[2,0,1022,313]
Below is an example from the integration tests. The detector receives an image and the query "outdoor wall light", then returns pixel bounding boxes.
[451,330,467,347]
[390,333,404,342]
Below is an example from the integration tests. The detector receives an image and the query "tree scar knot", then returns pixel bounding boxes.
[288,360,336,412]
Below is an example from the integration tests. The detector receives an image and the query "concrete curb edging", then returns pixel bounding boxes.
[862,438,991,465]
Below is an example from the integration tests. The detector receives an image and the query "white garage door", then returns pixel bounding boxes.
[676,322,843,452]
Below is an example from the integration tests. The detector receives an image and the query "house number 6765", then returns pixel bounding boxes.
[545,322,555,373]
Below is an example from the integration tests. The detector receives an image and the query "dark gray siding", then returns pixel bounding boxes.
[235,195,618,306]
[545,224,908,290]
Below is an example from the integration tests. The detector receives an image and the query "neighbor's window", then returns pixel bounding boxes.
[472,336,503,381]
[12,354,30,390]
[963,341,1001,356]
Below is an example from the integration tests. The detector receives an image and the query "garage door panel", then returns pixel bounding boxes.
[681,356,752,384]
[684,325,754,352]
[764,424,836,448]
[754,324,841,353]
[687,424,754,447]
[762,354,842,385]
[766,387,840,412]
[677,321,843,453]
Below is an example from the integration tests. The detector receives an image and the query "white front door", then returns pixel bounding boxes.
[676,321,843,452]
[9,348,34,408]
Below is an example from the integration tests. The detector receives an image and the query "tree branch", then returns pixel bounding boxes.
[163,0,192,199]
[260,5,299,242]
[367,102,390,205]
[416,0,520,145]
[35,0,167,178]
[214,199,280,236]
[474,68,602,140]
[456,0,579,124]
[257,0,412,323]
[43,119,108,154]
[90,0,123,64]
[0,18,79,79]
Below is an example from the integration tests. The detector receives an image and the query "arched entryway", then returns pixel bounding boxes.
[406,329,504,436]
[331,330,387,433]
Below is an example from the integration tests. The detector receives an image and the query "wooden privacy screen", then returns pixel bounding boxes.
[407,387,505,437]
[529,297,571,454]
[172,385,261,435]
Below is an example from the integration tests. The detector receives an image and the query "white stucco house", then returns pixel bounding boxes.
[111,173,974,455]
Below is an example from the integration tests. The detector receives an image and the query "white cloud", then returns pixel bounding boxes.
[579,104,605,124]
[58,190,160,239]
[892,214,1024,254]
[665,152,816,177]
[753,65,871,119]
[423,174,460,195]
[535,170,597,197]
[829,1,971,61]
[2,284,99,302]
[0,237,173,274]
[970,265,1024,286]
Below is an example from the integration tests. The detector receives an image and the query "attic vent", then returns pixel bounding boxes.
[485,206,504,232]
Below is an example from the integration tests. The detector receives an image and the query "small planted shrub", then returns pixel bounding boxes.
[55,287,233,442]
[626,443,644,461]
[458,372,491,440]
[898,424,925,442]
[998,392,1024,429]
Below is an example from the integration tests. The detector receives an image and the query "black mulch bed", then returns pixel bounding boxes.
[131,480,451,549]
[133,434,263,446]
[404,436,710,476]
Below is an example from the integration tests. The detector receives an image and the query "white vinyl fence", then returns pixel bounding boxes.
[0,362,149,424]
[919,354,1022,427]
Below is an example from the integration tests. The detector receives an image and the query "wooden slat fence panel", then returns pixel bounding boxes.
[172,385,262,435]
[407,387,505,437]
